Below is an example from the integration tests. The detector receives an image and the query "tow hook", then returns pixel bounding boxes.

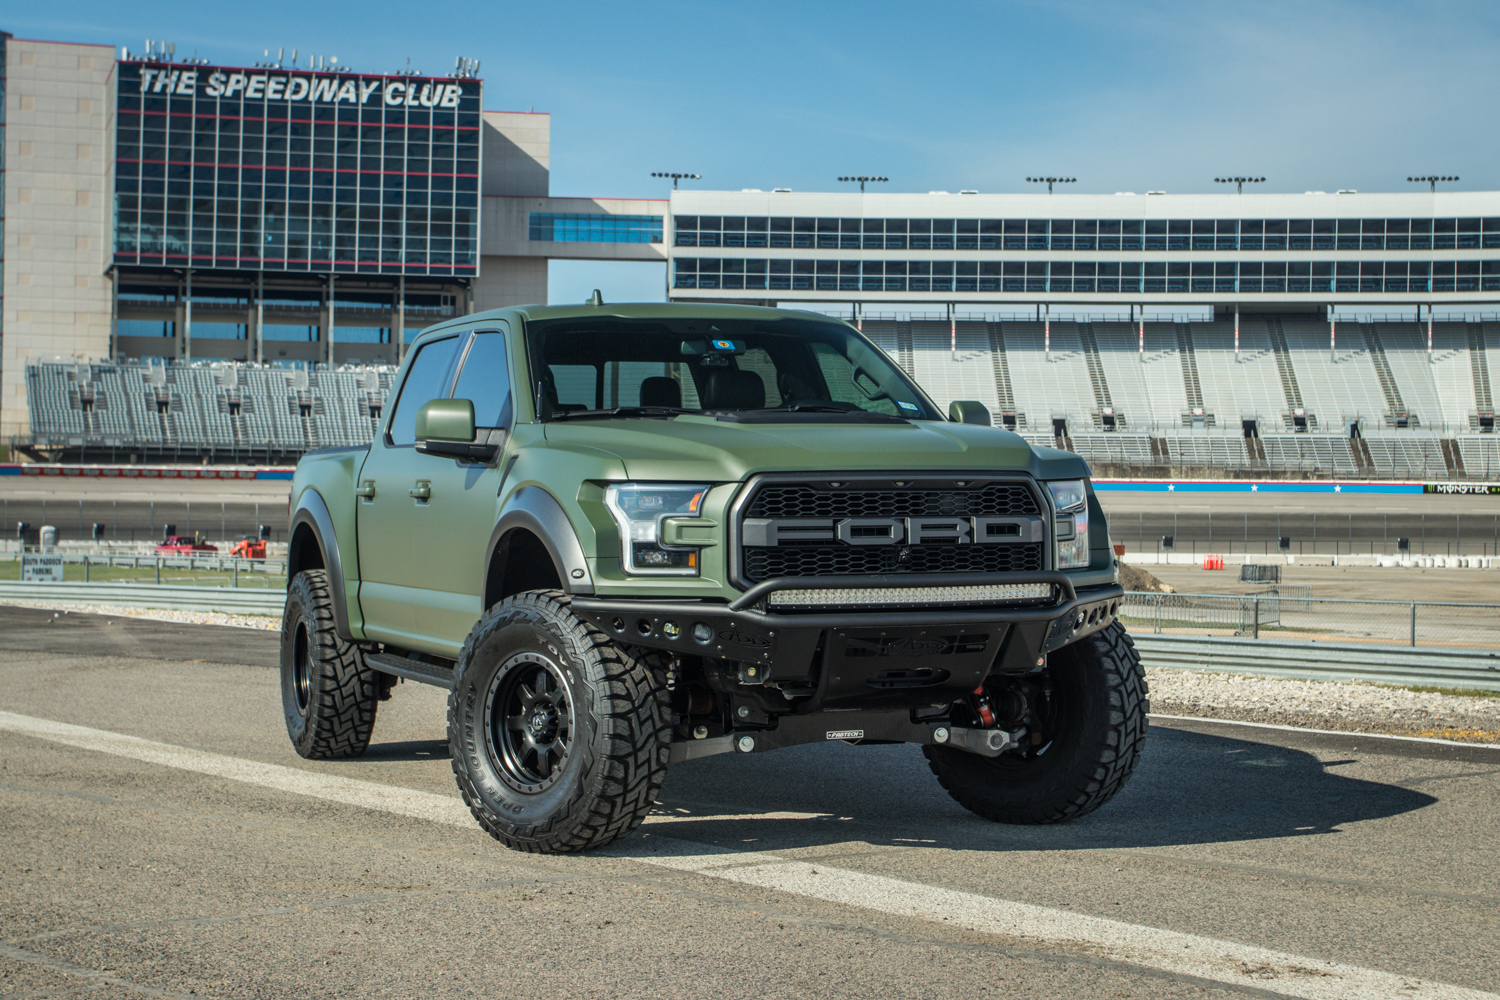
[943,726,1024,757]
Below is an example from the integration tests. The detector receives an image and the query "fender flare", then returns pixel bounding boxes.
[483,486,595,603]
[288,488,354,640]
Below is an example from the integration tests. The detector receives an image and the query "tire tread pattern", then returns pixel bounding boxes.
[282,569,380,759]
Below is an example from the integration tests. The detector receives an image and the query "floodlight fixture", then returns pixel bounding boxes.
[838,175,888,193]
[1026,176,1075,194]
[1214,176,1265,194]
[1408,175,1459,192]
[652,172,701,190]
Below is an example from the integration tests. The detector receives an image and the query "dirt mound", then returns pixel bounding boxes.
[1118,560,1173,593]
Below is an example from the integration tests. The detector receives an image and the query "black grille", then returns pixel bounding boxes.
[747,481,1039,519]
[744,542,1044,581]
[739,478,1046,585]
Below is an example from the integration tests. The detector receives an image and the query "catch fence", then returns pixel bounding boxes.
[1122,590,1500,650]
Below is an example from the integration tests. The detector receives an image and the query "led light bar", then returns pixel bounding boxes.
[766,583,1055,609]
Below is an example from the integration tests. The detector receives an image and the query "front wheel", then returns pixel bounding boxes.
[448,591,670,853]
[925,621,1148,824]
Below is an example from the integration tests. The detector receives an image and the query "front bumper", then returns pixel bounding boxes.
[570,573,1123,711]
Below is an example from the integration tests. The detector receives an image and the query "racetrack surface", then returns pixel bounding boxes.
[1,605,1497,998]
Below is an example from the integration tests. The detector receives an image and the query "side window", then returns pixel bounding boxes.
[387,336,461,445]
[451,332,513,428]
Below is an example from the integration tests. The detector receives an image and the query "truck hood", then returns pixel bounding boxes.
[541,415,1089,482]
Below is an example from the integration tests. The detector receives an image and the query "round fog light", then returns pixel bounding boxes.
[692,622,713,643]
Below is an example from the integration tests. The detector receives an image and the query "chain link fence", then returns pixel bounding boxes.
[1121,591,1500,650]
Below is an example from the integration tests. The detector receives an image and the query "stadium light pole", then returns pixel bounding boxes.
[651,171,700,190]
[1408,175,1458,193]
[1026,176,1075,194]
[1214,176,1265,194]
[837,175,888,193]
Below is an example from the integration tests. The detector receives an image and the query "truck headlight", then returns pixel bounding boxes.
[605,483,710,576]
[1047,479,1090,569]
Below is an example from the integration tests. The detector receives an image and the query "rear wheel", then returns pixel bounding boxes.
[925,621,1148,824]
[280,569,383,759]
[449,590,670,853]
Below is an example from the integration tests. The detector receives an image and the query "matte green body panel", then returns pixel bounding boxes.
[290,301,1115,660]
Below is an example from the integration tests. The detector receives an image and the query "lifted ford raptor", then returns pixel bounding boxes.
[281,301,1146,853]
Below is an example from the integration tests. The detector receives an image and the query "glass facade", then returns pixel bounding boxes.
[674,215,1500,252]
[112,62,481,275]
[673,257,1500,294]
[529,212,662,243]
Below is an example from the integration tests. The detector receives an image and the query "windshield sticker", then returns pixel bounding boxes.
[896,401,920,412]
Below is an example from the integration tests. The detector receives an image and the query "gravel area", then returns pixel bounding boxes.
[1147,665,1500,744]
[0,598,278,630]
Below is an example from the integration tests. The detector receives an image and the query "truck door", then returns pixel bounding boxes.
[402,328,513,652]
[355,333,463,645]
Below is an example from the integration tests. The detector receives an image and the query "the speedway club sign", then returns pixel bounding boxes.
[129,63,469,108]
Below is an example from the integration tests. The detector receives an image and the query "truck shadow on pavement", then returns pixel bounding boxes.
[642,724,1440,853]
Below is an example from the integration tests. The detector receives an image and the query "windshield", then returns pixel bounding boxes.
[525,317,941,421]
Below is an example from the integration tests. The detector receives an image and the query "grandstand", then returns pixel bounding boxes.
[16,314,1499,479]
[20,361,396,463]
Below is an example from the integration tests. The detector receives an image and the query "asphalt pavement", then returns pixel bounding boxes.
[1,604,1497,999]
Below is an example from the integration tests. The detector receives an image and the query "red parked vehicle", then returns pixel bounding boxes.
[155,535,218,555]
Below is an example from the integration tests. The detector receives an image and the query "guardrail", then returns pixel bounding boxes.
[1133,635,1500,692]
[0,581,284,615]
[1121,591,1500,650]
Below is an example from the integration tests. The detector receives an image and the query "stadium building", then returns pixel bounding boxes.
[3,31,1498,478]
[0,31,664,444]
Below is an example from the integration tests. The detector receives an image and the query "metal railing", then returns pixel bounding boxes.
[1122,590,1500,650]
[7,551,287,587]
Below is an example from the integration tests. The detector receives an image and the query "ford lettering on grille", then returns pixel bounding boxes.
[742,516,1045,547]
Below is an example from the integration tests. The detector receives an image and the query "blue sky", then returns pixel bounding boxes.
[9,0,1498,303]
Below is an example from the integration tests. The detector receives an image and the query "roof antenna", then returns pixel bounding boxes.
[589,289,604,307]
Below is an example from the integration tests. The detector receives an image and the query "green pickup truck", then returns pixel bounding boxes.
[281,301,1146,853]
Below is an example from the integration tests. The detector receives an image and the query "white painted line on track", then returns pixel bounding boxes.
[0,710,474,829]
[1151,713,1500,749]
[2,708,1495,1000]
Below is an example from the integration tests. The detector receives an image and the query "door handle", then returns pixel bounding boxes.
[409,481,432,501]
[356,480,376,499]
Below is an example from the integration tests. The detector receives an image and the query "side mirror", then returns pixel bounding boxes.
[416,398,475,442]
[415,398,498,461]
[949,400,992,426]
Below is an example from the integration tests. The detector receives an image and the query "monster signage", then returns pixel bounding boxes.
[132,65,466,108]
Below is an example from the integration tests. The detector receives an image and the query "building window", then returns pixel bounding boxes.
[532,213,663,243]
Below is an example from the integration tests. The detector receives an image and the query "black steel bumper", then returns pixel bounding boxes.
[571,573,1124,711]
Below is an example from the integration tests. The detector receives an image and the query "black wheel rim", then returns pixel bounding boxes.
[484,651,574,794]
[292,621,312,714]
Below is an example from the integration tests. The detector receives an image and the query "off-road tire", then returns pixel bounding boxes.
[925,621,1148,824]
[280,569,382,759]
[448,590,670,854]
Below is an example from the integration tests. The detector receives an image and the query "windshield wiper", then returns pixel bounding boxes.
[754,403,863,413]
[549,406,692,421]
